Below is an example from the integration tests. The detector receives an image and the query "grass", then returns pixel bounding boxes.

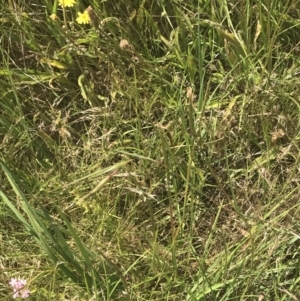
[1,0,300,300]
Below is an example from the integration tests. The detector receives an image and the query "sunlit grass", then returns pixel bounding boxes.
[1,0,300,300]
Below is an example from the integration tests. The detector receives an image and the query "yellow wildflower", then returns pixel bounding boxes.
[76,10,90,24]
[58,0,76,7]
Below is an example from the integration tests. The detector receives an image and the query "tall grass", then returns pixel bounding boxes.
[1,0,300,300]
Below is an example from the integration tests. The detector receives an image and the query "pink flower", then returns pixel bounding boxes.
[20,289,30,299]
[9,278,30,299]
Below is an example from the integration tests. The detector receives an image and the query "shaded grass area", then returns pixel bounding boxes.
[1,0,300,300]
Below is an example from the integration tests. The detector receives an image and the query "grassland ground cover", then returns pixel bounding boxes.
[1,0,300,300]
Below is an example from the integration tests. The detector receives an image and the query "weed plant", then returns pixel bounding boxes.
[1,0,300,300]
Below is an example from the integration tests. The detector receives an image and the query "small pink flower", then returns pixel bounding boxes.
[21,289,30,299]
[9,278,30,299]
[9,278,18,287]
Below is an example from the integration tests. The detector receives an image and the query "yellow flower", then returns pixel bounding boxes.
[58,0,75,7]
[76,10,90,24]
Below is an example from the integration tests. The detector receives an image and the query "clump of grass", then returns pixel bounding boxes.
[1,0,300,300]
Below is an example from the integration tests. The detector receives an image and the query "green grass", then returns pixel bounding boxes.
[1,0,300,300]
